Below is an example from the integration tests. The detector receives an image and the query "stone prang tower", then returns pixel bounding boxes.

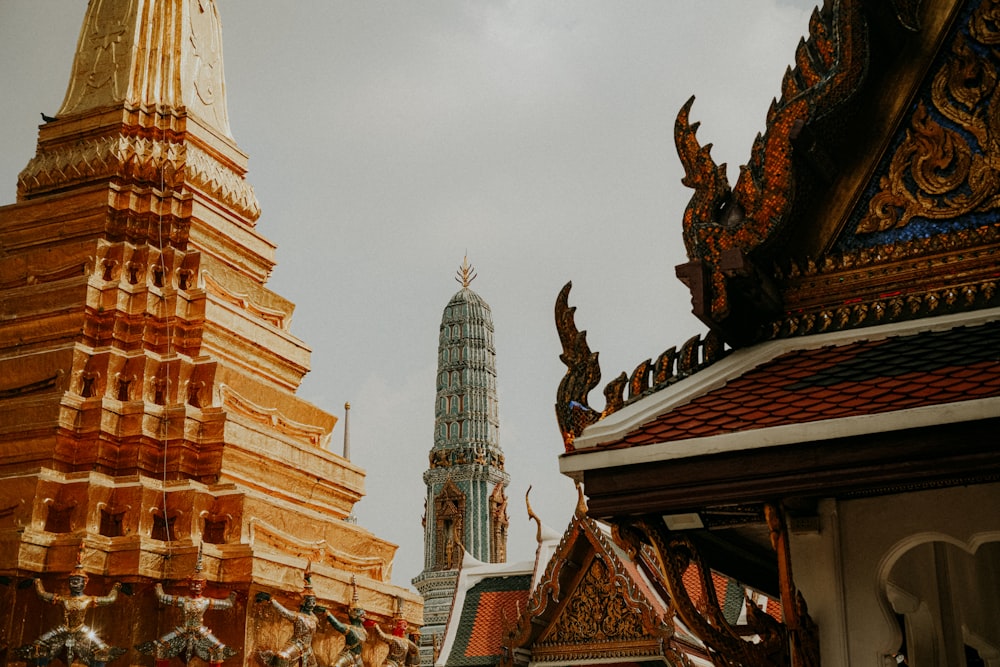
[412,259,509,665]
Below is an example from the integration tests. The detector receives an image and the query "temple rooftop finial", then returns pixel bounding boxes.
[455,256,477,288]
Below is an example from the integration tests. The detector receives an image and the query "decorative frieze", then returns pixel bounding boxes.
[18,135,260,222]
[219,384,329,448]
[248,519,391,581]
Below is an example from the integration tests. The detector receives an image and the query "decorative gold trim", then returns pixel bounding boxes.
[771,225,1000,338]
[489,483,508,564]
[541,556,647,645]
[248,518,389,580]
[219,384,328,447]
[859,2,1000,233]
[433,479,465,570]
[17,136,260,222]
[203,271,287,329]
[185,143,261,221]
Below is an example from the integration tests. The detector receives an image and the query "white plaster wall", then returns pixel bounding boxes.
[791,498,850,666]
[790,483,1000,666]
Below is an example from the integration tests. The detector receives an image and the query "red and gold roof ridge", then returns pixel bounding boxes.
[563,307,1000,457]
[554,282,728,451]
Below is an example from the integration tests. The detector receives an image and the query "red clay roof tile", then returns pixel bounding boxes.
[451,575,533,665]
[599,321,1000,448]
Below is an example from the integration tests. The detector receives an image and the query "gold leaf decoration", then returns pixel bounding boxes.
[544,557,645,645]
[859,3,1000,232]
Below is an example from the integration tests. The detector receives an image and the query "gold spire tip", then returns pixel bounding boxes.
[455,255,478,288]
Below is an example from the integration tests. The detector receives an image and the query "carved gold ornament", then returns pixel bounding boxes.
[59,0,233,138]
[554,282,725,449]
[860,3,1000,232]
[18,137,260,222]
[545,557,645,645]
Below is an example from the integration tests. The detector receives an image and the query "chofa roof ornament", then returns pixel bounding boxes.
[675,0,867,346]
[554,282,724,450]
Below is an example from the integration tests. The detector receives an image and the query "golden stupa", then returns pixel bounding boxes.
[0,2,420,664]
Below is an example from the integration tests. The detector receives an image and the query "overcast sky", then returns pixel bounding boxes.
[0,1,815,589]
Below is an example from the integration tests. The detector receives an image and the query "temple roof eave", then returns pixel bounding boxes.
[558,304,1000,522]
[561,397,1000,478]
[564,305,1000,454]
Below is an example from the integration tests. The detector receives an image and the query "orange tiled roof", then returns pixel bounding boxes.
[681,564,782,624]
[465,590,529,658]
[607,321,1000,448]
[451,574,532,665]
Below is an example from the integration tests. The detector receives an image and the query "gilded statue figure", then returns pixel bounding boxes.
[321,579,368,667]
[136,557,237,667]
[370,619,420,667]
[16,561,125,667]
[256,570,320,667]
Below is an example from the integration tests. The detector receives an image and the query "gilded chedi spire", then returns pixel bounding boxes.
[0,1,422,650]
[59,0,232,137]
[18,0,259,223]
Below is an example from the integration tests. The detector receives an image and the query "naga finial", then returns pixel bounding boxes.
[455,255,477,288]
[574,482,588,517]
[554,282,602,450]
[525,486,543,545]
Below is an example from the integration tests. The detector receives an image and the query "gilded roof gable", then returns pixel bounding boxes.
[674,0,1000,346]
[554,0,1000,450]
[501,511,691,667]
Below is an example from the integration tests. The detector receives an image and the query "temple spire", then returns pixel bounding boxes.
[58,0,232,138]
[18,0,259,222]
[414,273,509,666]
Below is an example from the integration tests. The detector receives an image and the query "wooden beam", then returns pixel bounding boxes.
[583,417,1000,518]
